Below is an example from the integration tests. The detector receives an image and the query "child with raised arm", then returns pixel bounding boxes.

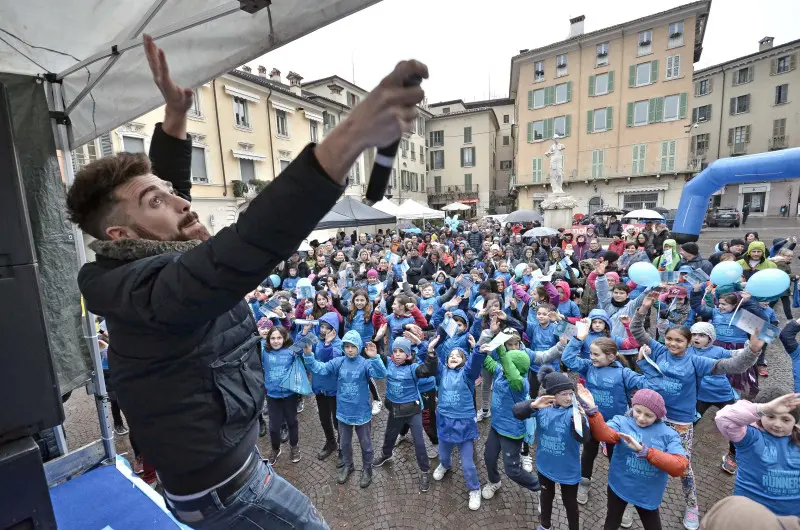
[631,291,765,530]
[578,385,689,530]
[303,331,386,488]
[715,390,800,516]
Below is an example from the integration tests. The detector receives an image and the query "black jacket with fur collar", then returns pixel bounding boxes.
[79,125,344,493]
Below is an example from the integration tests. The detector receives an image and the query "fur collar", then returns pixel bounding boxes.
[89,238,202,261]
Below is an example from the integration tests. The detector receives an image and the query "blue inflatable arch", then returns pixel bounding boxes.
[672,148,800,243]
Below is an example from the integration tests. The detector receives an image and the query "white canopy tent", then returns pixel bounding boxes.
[397,199,445,220]
[371,197,402,217]
[442,202,471,212]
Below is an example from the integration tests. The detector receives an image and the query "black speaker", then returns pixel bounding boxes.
[0,437,57,529]
[0,82,64,441]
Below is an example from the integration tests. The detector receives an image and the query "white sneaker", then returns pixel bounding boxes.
[427,443,439,460]
[468,490,482,511]
[481,481,502,499]
[476,409,491,422]
[577,478,590,505]
[521,454,533,473]
[433,464,449,481]
[371,400,382,415]
[621,503,634,528]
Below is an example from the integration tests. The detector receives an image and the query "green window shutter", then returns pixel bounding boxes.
[565,114,572,137]
[608,70,615,93]
[587,110,594,133]
[654,97,664,122]
[629,64,636,87]
[543,118,554,139]
[626,102,634,127]
[632,144,639,173]
[545,86,555,106]
[606,106,613,131]
[567,81,573,102]
[679,92,688,119]
[528,90,533,110]
[660,141,668,171]
[648,98,657,123]
[588,75,595,97]
[527,122,533,143]
[640,144,647,173]
[651,59,659,82]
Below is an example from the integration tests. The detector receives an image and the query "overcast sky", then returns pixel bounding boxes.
[249,0,796,104]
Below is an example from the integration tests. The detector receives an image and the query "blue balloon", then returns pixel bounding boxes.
[710,261,743,286]
[745,268,790,300]
[628,262,661,288]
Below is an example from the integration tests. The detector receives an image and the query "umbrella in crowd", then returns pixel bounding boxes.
[623,209,665,221]
[505,209,544,224]
[592,207,627,216]
[441,202,472,212]
[523,226,559,238]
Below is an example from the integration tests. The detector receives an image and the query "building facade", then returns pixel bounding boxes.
[692,37,800,216]
[509,1,710,214]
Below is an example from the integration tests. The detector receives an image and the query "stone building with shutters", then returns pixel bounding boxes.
[691,37,800,216]
[509,1,710,215]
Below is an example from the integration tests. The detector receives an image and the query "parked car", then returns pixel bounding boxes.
[706,207,741,227]
[663,209,707,231]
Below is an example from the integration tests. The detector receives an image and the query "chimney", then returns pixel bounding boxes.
[286,71,303,96]
[759,36,774,51]
[269,68,281,83]
[257,65,267,77]
[241,65,252,73]
[569,15,585,38]
[519,49,529,54]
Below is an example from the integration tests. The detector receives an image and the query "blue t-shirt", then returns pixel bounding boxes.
[606,415,686,510]
[534,406,586,485]
[385,361,421,404]
[261,344,295,399]
[733,425,800,516]
[693,345,736,403]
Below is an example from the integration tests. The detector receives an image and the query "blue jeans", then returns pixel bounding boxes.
[484,427,540,491]
[165,457,328,529]
[339,420,373,469]
[439,439,479,491]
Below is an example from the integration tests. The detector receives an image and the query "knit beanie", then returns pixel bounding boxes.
[367,269,379,279]
[603,251,619,264]
[537,365,573,395]
[256,317,273,330]
[417,278,431,287]
[631,389,667,420]
[391,337,412,356]
[730,238,746,248]
[681,242,699,256]
[690,322,716,343]
[275,290,292,301]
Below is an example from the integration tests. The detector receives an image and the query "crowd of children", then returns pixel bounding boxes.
[242,220,799,529]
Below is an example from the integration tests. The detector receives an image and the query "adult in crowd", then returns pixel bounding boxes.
[675,242,713,275]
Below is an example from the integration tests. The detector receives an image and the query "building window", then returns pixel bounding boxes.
[532,157,543,183]
[775,55,793,74]
[430,150,445,170]
[668,21,684,48]
[442,107,450,114]
[461,147,475,168]
[391,168,397,189]
[534,60,545,82]
[529,120,545,141]
[500,160,513,170]
[433,175,441,193]
[429,130,444,147]
[275,109,289,137]
[238,158,255,183]
[773,118,787,149]
[410,142,416,161]
[503,114,510,123]
[663,94,680,121]
[189,89,202,118]
[401,138,409,158]
[503,135,510,146]
[233,96,250,128]
[464,174,473,192]
[191,146,209,183]
[733,66,752,86]
[347,92,360,107]
[693,133,710,156]
[696,79,711,96]
[590,72,612,96]
[122,135,145,153]
[309,121,319,142]
[632,144,646,175]
[638,29,653,56]
[623,192,658,210]
[660,140,677,171]
[556,54,568,77]
[588,107,610,133]
[633,100,649,126]
[280,159,291,172]
[588,196,604,215]
[692,104,712,123]
[596,42,609,67]
[323,112,336,131]
[730,94,750,115]
[420,144,424,160]
[555,82,569,104]
[418,117,425,136]
[553,115,569,137]
[728,125,751,155]
[73,139,100,170]
[665,54,680,80]
[589,150,603,179]
[776,84,789,105]
[635,62,652,86]
[533,88,545,109]
[464,127,472,143]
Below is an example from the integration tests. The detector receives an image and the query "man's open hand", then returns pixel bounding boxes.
[144,34,193,115]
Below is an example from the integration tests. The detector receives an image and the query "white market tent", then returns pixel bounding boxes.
[442,201,471,212]
[371,197,402,216]
[397,198,445,220]
[0,0,383,484]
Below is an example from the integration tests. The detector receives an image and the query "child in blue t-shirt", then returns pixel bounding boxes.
[579,386,688,530]
[262,326,301,465]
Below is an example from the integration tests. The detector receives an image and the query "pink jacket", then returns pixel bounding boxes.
[714,400,760,443]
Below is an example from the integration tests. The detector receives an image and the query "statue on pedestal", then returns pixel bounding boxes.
[544,135,565,194]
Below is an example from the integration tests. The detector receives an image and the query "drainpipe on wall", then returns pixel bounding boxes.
[266,87,276,179]
[211,79,228,196]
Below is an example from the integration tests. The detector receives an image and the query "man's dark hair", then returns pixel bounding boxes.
[66,152,151,240]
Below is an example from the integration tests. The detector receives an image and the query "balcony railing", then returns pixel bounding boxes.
[769,135,788,150]
[427,184,480,199]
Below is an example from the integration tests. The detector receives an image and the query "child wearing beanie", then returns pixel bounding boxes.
[578,385,689,530]
[513,366,591,530]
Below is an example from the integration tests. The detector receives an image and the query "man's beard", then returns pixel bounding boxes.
[132,212,211,242]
